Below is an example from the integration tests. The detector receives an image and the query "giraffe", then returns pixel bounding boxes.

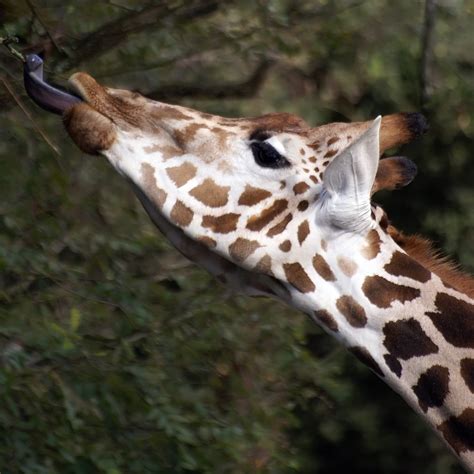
[24,58,474,471]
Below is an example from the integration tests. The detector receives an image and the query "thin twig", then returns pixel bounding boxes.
[144,59,274,101]
[0,36,25,62]
[107,0,138,12]
[25,0,62,54]
[55,1,218,72]
[0,75,62,162]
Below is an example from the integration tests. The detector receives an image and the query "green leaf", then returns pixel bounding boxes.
[70,307,81,332]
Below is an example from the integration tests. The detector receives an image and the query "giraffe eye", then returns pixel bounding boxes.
[250,141,291,169]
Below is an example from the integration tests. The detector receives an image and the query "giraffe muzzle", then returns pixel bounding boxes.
[23,54,82,115]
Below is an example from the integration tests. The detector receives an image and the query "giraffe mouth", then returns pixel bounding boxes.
[64,72,188,155]
[66,72,128,122]
[62,73,126,155]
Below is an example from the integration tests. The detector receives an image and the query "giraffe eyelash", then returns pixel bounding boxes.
[249,129,272,141]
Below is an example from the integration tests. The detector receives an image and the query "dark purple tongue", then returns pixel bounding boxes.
[23,54,82,115]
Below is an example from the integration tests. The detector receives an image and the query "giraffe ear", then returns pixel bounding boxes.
[321,116,381,232]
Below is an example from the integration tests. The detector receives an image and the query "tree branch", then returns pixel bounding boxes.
[25,0,63,54]
[56,0,219,72]
[143,59,274,101]
[0,75,61,159]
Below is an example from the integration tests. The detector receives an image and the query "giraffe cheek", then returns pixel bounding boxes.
[63,103,116,155]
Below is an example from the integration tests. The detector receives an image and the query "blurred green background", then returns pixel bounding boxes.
[0,1,473,472]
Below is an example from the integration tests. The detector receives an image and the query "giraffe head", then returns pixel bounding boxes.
[28,67,474,470]
[63,72,426,298]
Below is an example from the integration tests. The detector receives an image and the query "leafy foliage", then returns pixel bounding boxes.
[0,1,472,472]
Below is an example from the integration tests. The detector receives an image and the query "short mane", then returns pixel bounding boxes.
[388,225,474,298]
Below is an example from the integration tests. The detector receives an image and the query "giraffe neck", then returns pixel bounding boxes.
[274,226,474,469]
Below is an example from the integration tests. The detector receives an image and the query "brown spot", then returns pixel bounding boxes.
[143,144,161,154]
[383,318,438,360]
[412,365,450,412]
[461,359,474,394]
[238,185,272,206]
[197,236,216,248]
[384,354,402,377]
[313,254,336,281]
[362,276,420,308]
[320,239,327,251]
[309,156,317,163]
[255,255,272,275]
[293,182,310,195]
[384,251,431,283]
[247,112,308,132]
[314,309,338,332]
[143,143,183,159]
[350,346,384,377]
[324,149,338,158]
[141,163,167,209]
[309,141,320,150]
[156,105,194,121]
[336,295,367,328]
[309,175,318,184]
[190,179,230,207]
[173,123,207,148]
[300,148,306,156]
[211,125,229,133]
[388,227,474,298]
[279,240,292,252]
[337,256,357,277]
[362,230,382,259]
[327,136,340,146]
[202,213,240,234]
[267,213,293,237]
[426,293,474,349]
[438,408,474,455]
[246,199,288,231]
[297,200,309,212]
[170,200,193,227]
[297,220,310,245]
[228,238,261,263]
[283,263,315,293]
[166,162,197,188]
[163,145,185,160]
